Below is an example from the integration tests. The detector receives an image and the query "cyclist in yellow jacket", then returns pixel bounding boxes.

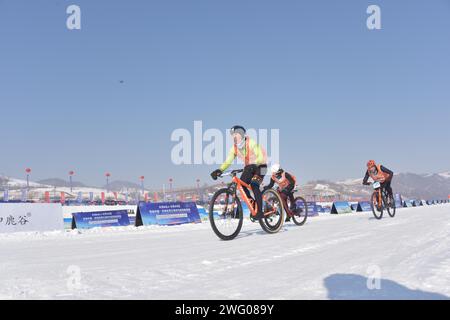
[211,125,268,220]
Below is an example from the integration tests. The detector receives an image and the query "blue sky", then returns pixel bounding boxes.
[0,0,449,188]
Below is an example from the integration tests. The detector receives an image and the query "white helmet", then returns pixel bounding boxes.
[270,163,281,175]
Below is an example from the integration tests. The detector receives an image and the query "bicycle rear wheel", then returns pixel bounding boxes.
[371,191,383,220]
[209,188,243,241]
[292,196,308,226]
[259,189,285,234]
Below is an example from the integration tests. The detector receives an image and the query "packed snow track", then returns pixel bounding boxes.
[0,205,449,300]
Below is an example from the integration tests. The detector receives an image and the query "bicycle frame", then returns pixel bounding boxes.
[376,188,382,208]
[373,186,389,208]
[224,175,277,218]
[276,190,294,217]
[231,176,258,217]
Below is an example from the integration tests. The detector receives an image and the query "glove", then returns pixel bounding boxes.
[211,169,223,181]
[262,186,270,192]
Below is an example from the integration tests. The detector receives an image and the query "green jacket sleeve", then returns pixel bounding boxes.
[220,147,236,172]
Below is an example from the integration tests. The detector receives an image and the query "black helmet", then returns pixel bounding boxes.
[230,125,246,137]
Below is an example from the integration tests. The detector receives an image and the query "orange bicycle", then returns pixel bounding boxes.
[370,181,396,220]
[209,169,285,241]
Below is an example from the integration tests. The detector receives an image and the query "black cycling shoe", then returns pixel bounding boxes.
[250,211,264,222]
[285,216,291,223]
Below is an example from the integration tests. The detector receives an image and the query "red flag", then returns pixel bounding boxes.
[44,191,50,203]
[114,192,118,200]
[144,193,148,203]
[60,192,65,204]
[101,192,105,205]
[154,192,159,202]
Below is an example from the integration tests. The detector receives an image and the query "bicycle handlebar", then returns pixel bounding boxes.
[219,169,244,178]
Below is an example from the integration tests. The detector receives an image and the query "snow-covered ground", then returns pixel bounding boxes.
[0,205,449,300]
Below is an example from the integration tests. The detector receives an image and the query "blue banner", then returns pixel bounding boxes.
[89,192,94,202]
[197,206,208,221]
[299,201,319,216]
[321,206,331,213]
[331,201,352,214]
[3,189,8,202]
[241,202,251,217]
[136,202,201,226]
[72,210,130,229]
[357,201,372,212]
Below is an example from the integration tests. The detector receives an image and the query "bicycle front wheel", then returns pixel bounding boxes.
[259,189,285,234]
[371,192,383,220]
[209,188,243,241]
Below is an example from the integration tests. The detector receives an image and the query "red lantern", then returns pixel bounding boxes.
[25,168,31,174]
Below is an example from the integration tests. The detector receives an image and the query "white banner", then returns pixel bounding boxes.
[0,203,64,234]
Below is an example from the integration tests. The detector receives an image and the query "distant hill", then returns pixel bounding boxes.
[37,178,87,188]
[2,171,450,200]
[299,172,450,200]
[103,180,143,192]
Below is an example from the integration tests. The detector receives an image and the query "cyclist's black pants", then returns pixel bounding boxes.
[280,186,296,209]
[241,164,267,214]
[381,180,393,197]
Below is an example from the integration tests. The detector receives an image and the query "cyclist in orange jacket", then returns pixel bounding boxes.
[363,160,394,197]
[264,164,297,222]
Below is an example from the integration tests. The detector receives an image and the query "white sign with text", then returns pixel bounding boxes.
[0,203,64,234]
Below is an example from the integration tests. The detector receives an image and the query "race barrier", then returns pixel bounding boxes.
[71,210,130,229]
[197,206,208,221]
[412,200,423,207]
[403,200,413,208]
[350,203,358,211]
[356,201,372,212]
[62,205,137,229]
[242,203,251,217]
[331,201,352,214]
[300,201,319,216]
[395,194,403,208]
[135,201,201,226]
[0,203,64,234]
